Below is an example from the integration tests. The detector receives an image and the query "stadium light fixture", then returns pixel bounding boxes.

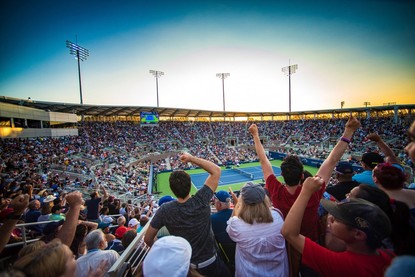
[149,70,164,107]
[216,73,230,113]
[282,63,298,113]
[363,101,371,108]
[66,40,89,105]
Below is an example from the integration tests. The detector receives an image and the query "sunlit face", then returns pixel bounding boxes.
[405,122,415,164]
[62,245,76,277]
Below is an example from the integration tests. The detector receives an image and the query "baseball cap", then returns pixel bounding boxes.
[143,236,192,277]
[128,218,139,227]
[115,226,128,239]
[240,182,265,205]
[98,222,111,229]
[361,152,384,169]
[335,161,354,174]
[158,195,175,206]
[43,219,65,236]
[215,190,231,202]
[321,198,391,241]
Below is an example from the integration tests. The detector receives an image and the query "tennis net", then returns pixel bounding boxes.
[231,167,254,180]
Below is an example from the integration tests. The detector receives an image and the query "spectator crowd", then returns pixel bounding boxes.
[1,115,415,277]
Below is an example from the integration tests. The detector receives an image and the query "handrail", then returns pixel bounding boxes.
[4,220,60,249]
[108,218,151,277]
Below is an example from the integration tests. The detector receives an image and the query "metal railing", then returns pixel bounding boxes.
[108,219,151,277]
[4,220,59,249]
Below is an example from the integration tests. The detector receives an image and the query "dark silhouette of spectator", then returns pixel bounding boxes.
[326,161,360,201]
[211,190,235,274]
[85,184,108,222]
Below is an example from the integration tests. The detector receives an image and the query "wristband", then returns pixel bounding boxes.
[340,137,351,144]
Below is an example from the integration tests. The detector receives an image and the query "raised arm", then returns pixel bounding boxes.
[100,184,109,200]
[0,194,29,253]
[281,176,324,253]
[56,191,83,246]
[249,124,274,180]
[180,153,221,193]
[367,133,399,164]
[316,117,361,185]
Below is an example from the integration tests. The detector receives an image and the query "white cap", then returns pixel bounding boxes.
[143,236,192,277]
[128,218,139,227]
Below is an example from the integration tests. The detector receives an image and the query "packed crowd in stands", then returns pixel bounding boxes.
[0,115,415,276]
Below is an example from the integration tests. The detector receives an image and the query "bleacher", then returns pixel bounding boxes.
[1,105,414,275]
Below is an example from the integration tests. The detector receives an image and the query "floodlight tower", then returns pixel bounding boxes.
[66,40,89,105]
[149,70,164,107]
[216,73,230,112]
[282,63,298,113]
[363,101,371,108]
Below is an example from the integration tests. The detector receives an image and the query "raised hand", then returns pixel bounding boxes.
[179,153,194,163]
[65,191,83,207]
[345,116,361,132]
[302,176,325,194]
[248,124,259,136]
[367,133,381,142]
[11,194,29,215]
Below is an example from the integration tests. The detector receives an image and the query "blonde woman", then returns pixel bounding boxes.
[226,182,288,277]
[13,239,76,277]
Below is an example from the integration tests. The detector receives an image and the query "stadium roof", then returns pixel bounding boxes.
[1,96,414,118]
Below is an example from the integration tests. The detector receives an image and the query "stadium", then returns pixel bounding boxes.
[1,95,414,276]
[2,0,415,274]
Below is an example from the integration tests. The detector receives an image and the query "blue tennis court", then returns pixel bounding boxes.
[190,166,281,189]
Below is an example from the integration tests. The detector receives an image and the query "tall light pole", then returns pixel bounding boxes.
[363,101,371,108]
[282,63,298,113]
[216,73,230,112]
[149,70,164,107]
[66,40,89,105]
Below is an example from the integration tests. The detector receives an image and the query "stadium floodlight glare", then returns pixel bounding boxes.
[216,73,230,112]
[149,70,164,107]
[66,40,89,105]
[282,63,298,113]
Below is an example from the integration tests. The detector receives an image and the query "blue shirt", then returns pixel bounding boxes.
[211,208,234,244]
[352,170,376,187]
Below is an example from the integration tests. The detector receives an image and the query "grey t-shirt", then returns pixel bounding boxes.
[150,185,216,264]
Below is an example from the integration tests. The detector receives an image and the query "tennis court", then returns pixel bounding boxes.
[190,166,281,189]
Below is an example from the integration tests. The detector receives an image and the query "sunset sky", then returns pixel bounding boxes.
[1,0,414,112]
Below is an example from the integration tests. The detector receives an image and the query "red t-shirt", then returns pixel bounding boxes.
[303,238,394,277]
[265,174,325,241]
